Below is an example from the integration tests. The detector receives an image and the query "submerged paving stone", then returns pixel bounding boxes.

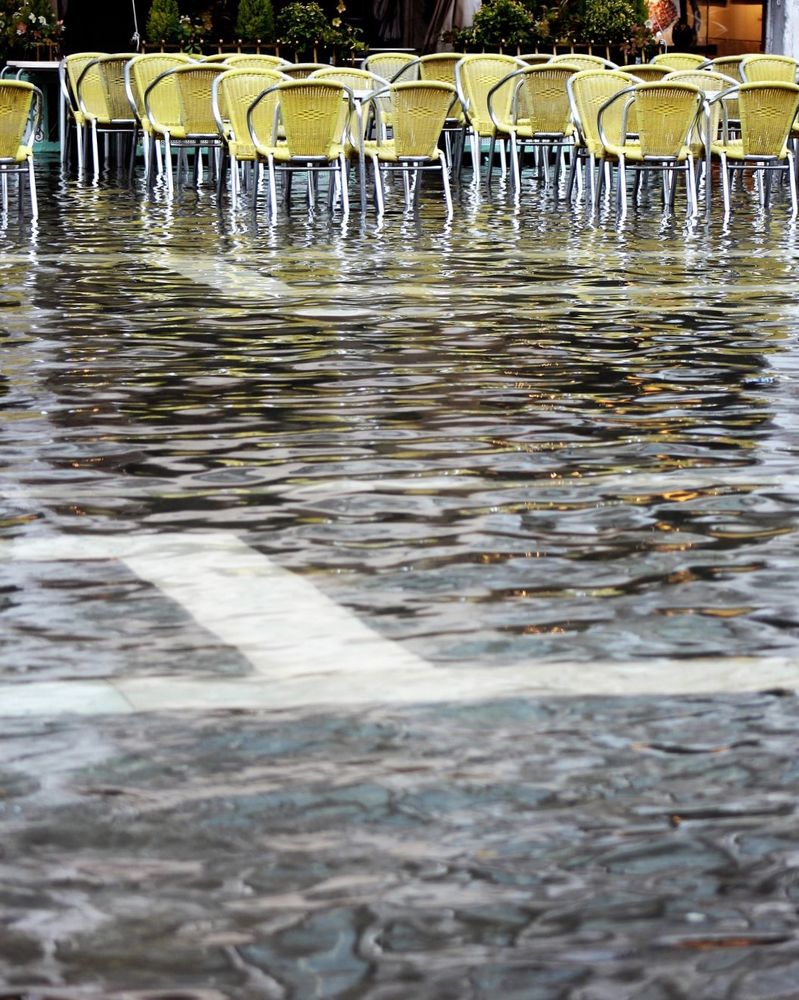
[1,695,799,995]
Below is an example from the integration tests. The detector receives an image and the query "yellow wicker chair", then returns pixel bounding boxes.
[224,54,290,70]
[651,51,707,71]
[550,52,617,70]
[662,69,740,199]
[455,53,526,183]
[362,52,419,83]
[709,81,799,215]
[201,53,235,63]
[309,66,389,94]
[566,68,639,208]
[617,63,670,82]
[417,53,466,169]
[75,54,139,177]
[740,55,799,84]
[598,80,704,216]
[362,81,456,215]
[247,79,354,216]
[145,64,227,195]
[0,81,42,218]
[212,67,286,201]
[126,52,195,182]
[518,54,553,65]
[701,55,745,83]
[280,63,332,79]
[60,52,106,172]
[488,63,580,194]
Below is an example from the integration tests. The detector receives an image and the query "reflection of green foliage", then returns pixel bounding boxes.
[236,0,274,42]
[582,0,639,42]
[148,0,181,43]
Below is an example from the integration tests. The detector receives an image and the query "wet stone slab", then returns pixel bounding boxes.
[2,692,799,998]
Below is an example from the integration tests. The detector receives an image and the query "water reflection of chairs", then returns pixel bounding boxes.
[212,67,287,202]
[709,81,799,215]
[598,81,704,216]
[126,52,195,184]
[248,79,354,217]
[455,53,526,184]
[145,64,227,195]
[362,81,456,216]
[488,63,580,194]
[0,80,42,218]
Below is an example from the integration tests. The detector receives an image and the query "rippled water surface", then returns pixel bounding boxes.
[3,161,799,675]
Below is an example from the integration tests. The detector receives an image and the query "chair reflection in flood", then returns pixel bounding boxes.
[0,80,42,219]
[247,78,356,217]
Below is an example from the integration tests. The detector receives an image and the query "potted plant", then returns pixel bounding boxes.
[236,0,275,48]
[454,0,534,52]
[275,0,329,61]
[177,11,209,53]
[581,0,640,46]
[147,0,181,48]
[2,0,64,59]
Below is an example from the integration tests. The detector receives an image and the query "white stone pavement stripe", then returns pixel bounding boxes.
[2,531,799,717]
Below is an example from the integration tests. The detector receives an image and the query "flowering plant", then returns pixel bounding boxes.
[177,12,209,53]
[1,0,64,53]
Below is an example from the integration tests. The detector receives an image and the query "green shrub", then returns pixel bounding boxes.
[581,0,639,43]
[276,1,329,47]
[236,0,274,42]
[467,0,534,48]
[147,0,181,43]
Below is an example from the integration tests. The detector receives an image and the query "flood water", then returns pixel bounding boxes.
[2,162,799,676]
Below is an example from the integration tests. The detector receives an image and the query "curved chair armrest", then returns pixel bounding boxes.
[486,68,525,132]
[75,58,101,120]
[144,67,178,136]
[707,85,738,140]
[210,74,226,136]
[246,83,284,151]
[596,85,637,149]
[123,61,139,119]
[391,58,420,83]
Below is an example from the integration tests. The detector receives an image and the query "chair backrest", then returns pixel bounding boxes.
[0,81,41,160]
[202,53,234,62]
[704,55,745,83]
[384,81,456,158]
[455,53,525,134]
[617,63,669,82]
[740,54,799,84]
[280,62,332,79]
[651,51,707,71]
[634,81,703,157]
[225,54,289,70]
[662,69,739,93]
[515,63,582,134]
[735,81,799,156]
[518,53,552,65]
[418,53,464,86]
[172,65,228,135]
[78,54,137,123]
[551,52,617,70]
[309,67,388,94]
[363,52,418,82]
[568,69,638,156]
[251,79,352,159]
[127,52,194,123]
[63,51,106,113]
[213,67,286,159]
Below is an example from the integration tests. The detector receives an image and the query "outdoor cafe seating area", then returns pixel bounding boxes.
[2,46,799,221]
